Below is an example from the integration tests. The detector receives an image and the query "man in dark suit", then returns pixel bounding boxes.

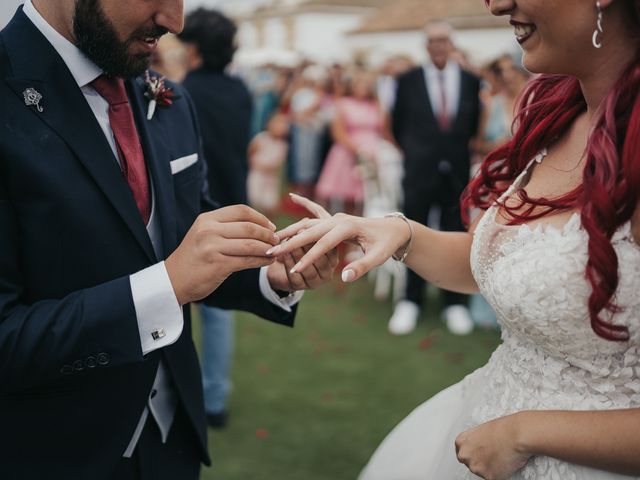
[178,8,254,428]
[389,21,481,336]
[0,1,336,479]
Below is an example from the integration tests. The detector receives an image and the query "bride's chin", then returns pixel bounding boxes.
[521,54,546,75]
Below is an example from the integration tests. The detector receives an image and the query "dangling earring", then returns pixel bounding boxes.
[592,1,604,48]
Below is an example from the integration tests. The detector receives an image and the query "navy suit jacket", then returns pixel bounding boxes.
[0,8,295,479]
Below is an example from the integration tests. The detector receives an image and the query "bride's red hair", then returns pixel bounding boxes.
[463,0,640,341]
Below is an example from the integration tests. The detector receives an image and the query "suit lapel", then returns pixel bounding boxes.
[127,78,178,257]
[3,10,156,263]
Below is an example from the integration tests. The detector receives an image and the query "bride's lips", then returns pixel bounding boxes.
[509,19,537,45]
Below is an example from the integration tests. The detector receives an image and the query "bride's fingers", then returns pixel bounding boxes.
[288,193,331,219]
[340,246,388,283]
[276,217,321,240]
[270,222,333,256]
[288,224,355,274]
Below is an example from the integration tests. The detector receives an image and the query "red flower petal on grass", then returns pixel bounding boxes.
[255,428,269,439]
[418,337,433,350]
[418,331,440,350]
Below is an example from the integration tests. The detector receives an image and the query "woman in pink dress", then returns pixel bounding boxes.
[315,71,387,214]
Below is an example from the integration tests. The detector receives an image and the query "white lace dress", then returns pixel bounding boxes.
[359,153,640,479]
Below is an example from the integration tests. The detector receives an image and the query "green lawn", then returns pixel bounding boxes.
[193,274,500,480]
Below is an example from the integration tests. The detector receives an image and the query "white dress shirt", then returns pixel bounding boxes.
[23,0,301,456]
[423,60,461,122]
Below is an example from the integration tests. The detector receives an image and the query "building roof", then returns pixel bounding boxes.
[242,0,387,20]
[350,0,506,33]
[303,0,388,6]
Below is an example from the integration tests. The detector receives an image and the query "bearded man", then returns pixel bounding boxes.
[0,1,337,479]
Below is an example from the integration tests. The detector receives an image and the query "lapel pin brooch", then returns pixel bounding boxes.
[23,88,44,113]
[144,70,175,120]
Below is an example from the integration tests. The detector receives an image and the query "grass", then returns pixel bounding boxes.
[193,272,500,480]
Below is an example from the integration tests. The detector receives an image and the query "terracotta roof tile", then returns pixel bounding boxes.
[350,0,502,33]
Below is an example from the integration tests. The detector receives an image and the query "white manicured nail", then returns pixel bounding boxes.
[341,269,355,283]
[290,262,302,274]
[268,221,277,231]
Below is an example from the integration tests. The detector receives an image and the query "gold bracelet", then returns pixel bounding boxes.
[384,212,413,263]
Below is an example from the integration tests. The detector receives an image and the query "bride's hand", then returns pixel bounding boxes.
[271,194,411,282]
[455,413,532,480]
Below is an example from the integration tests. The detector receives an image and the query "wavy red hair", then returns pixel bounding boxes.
[463,0,640,341]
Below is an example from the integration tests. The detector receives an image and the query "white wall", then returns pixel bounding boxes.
[264,17,287,49]
[347,27,517,67]
[347,31,427,66]
[237,11,370,64]
[294,13,365,63]
[455,28,518,64]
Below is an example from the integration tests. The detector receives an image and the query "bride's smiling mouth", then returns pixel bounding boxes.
[510,19,537,45]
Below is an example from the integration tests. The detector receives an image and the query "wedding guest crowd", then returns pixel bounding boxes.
[151,13,531,342]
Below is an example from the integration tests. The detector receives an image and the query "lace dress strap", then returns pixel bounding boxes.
[496,148,548,204]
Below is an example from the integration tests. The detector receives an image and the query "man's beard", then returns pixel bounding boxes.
[73,0,167,78]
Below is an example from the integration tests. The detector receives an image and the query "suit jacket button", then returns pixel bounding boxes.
[85,356,98,368]
[60,365,73,375]
[72,359,84,372]
[97,353,110,366]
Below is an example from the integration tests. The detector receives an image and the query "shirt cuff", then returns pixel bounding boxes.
[259,266,303,313]
[130,262,184,355]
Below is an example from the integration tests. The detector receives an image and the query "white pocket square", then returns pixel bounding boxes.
[170,153,198,175]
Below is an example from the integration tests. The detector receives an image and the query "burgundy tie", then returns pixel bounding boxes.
[91,75,151,225]
[437,71,451,131]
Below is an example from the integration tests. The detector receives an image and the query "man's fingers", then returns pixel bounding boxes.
[219,239,277,258]
[288,193,331,219]
[220,222,279,245]
[302,244,331,281]
[206,204,276,231]
[340,246,387,283]
[239,256,276,270]
[326,248,340,270]
[290,248,316,286]
[281,253,307,290]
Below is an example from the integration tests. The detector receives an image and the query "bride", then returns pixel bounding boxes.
[269,0,640,478]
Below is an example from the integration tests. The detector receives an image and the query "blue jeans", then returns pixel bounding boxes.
[198,305,234,414]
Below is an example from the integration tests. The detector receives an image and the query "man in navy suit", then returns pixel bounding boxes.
[388,22,481,337]
[0,1,337,479]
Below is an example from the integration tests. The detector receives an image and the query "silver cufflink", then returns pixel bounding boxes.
[151,328,166,340]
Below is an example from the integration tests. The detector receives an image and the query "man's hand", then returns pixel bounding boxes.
[165,205,279,306]
[266,244,339,292]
